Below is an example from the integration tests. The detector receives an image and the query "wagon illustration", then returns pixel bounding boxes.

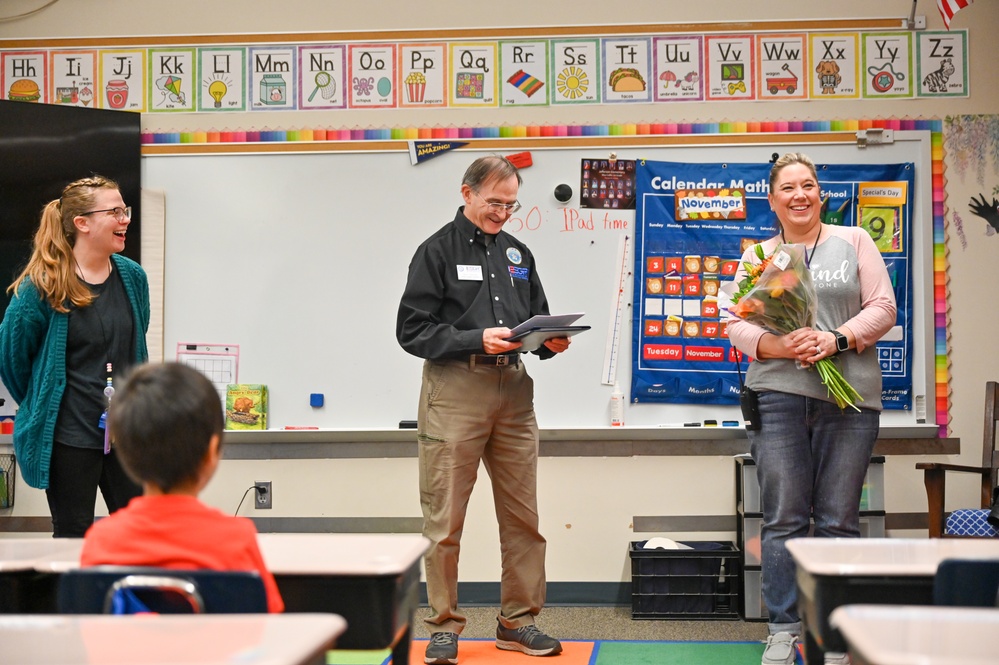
[766,63,798,95]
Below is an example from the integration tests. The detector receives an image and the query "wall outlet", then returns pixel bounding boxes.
[254,481,272,509]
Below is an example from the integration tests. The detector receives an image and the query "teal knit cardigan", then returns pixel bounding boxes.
[0,254,149,489]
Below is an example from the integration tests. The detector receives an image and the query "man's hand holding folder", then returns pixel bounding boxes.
[505,313,589,353]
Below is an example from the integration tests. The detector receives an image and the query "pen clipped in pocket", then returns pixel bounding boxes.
[739,386,761,431]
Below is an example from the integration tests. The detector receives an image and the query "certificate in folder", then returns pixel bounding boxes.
[507,325,590,352]
[508,312,585,335]
[507,313,587,352]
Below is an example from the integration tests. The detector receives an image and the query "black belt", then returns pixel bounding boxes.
[469,354,519,367]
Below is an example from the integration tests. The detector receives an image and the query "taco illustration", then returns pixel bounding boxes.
[609,68,646,92]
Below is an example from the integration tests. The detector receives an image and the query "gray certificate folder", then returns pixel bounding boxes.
[507,326,590,352]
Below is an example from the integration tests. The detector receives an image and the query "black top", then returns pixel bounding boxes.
[57,267,135,449]
[397,207,554,361]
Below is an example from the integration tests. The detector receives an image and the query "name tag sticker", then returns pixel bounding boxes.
[457,265,483,281]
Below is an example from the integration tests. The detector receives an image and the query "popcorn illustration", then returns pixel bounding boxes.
[405,71,426,103]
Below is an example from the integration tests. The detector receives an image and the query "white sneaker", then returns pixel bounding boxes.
[824,652,849,665]
[762,632,798,665]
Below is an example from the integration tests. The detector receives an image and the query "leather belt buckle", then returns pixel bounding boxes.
[469,354,518,368]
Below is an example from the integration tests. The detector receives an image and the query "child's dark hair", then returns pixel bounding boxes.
[109,362,224,492]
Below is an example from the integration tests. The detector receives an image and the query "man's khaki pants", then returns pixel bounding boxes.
[418,358,547,634]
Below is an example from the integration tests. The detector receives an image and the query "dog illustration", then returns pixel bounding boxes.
[815,60,841,94]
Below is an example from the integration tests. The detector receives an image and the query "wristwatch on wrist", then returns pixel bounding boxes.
[832,330,849,354]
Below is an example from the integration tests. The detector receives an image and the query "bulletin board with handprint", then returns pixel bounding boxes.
[632,160,915,410]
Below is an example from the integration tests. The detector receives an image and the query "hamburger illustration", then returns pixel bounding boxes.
[8,79,40,103]
[608,67,646,92]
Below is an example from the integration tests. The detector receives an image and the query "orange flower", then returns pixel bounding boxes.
[729,297,764,318]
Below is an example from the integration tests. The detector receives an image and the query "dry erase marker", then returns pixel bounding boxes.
[683,422,701,427]
[704,419,718,427]
[722,420,740,427]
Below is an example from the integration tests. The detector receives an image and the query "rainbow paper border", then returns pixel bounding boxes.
[141,117,949,435]
[141,119,939,143]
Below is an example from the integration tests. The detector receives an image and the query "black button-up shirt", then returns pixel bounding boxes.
[397,207,553,361]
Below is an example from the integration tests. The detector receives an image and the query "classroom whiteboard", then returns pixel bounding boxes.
[143,131,934,429]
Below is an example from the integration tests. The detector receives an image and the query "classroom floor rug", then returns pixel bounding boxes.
[325,638,776,665]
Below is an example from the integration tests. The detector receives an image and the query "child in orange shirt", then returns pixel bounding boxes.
[80,362,284,612]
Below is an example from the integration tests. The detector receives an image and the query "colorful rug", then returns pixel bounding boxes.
[326,638,771,665]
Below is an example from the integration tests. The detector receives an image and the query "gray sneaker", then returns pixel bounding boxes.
[762,632,797,665]
[495,620,563,657]
[824,652,849,665]
[425,632,458,665]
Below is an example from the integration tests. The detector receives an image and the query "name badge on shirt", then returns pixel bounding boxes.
[457,265,483,281]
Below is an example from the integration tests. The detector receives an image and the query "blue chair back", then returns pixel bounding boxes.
[58,566,268,614]
[933,558,999,607]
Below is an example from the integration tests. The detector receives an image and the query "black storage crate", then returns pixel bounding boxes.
[630,540,741,620]
[0,454,14,508]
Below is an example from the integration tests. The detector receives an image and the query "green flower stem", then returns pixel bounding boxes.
[815,358,863,412]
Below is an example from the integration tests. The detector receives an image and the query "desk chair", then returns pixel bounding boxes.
[933,558,999,607]
[57,567,268,614]
[917,381,999,537]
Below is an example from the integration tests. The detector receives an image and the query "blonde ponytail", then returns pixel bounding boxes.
[7,175,119,312]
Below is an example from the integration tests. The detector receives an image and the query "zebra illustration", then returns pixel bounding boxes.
[922,58,955,93]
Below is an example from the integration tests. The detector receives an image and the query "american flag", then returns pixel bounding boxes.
[937,0,973,29]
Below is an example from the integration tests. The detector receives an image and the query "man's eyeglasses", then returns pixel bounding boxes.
[81,206,132,222]
[473,190,521,214]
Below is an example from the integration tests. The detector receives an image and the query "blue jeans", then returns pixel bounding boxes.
[748,391,879,636]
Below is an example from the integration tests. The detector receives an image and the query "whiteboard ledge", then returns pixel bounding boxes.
[216,426,956,459]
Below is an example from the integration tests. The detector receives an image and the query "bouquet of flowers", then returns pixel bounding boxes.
[723,242,863,411]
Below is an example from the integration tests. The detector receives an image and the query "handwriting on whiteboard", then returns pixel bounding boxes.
[504,206,632,234]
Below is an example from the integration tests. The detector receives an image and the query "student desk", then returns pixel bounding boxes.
[0,538,83,571]
[257,533,428,665]
[0,538,83,613]
[830,604,999,665]
[2,612,346,665]
[786,538,999,665]
[0,534,427,664]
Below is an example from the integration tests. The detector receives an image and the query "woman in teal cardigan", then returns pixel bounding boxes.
[0,175,149,537]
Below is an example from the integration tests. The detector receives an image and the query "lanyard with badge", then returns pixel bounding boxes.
[97,362,114,454]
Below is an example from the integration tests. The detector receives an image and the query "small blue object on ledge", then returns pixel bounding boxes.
[310,393,324,408]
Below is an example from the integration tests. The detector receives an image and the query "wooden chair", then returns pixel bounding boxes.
[57,566,268,614]
[916,381,999,537]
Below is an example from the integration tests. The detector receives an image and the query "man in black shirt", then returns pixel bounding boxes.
[397,155,569,665]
